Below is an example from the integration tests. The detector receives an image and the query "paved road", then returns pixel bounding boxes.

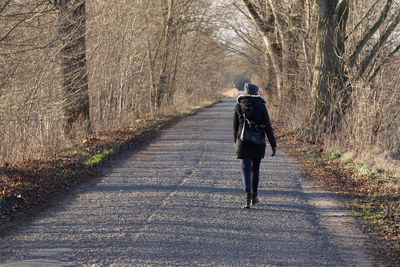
[0,99,374,266]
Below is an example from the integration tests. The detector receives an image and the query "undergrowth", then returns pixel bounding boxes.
[84,149,114,166]
[278,127,400,260]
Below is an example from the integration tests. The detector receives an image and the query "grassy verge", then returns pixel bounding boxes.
[277,128,399,264]
[0,98,220,223]
[84,149,114,166]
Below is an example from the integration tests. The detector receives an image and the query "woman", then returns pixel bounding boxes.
[233,83,277,209]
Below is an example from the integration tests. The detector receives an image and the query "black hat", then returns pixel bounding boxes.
[244,83,259,95]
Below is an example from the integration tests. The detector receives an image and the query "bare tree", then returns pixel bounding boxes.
[54,0,91,136]
[241,0,284,99]
[356,6,400,79]
[307,0,349,141]
[348,0,393,68]
[2,0,396,170]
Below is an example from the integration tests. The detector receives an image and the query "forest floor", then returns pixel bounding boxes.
[0,94,398,265]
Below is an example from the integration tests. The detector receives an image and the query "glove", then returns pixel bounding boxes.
[271,146,277,157]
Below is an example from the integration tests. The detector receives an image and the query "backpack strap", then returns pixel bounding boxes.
[238,103,246,119]
[238,103,265,129]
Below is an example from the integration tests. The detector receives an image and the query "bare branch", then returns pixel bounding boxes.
[368,44,400,82]
[345,0,380,40]
[241,0,274,34]
[356,7,400,79]
[0,0,49,42]
[349,0,393,67]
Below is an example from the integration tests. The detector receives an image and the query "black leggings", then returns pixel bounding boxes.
[241,158,261,193]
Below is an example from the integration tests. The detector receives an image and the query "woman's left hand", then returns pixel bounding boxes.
[271,146,277,157]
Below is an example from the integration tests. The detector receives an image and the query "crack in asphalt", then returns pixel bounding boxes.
[0,99,375,266]
[131,162,199,245]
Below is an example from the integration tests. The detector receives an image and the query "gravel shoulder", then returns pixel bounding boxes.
[0,99,376,266]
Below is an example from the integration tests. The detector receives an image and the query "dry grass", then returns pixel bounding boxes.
[0,0,225,165]
[218,88,239,99]
[0,98,219,217]
[278,128,400,265]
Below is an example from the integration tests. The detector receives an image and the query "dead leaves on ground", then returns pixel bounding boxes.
[0,112,188,221]
[277,128,400,263]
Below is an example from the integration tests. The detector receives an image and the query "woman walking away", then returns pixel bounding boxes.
[233,83,277,209]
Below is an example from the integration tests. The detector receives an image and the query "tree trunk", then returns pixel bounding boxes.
[155,0,175,108]
[166,24,184,104]
[242,0,283,99]
[261,35,283,99]
[57,0,91,137]
[307,0,349,142]
[242,0,306,102]
[285,0,305,102]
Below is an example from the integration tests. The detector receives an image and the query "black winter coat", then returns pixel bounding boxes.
[233,96,276,159]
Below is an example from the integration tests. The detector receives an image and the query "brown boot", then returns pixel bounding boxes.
[251,193,259,206]
[242,192,252,209]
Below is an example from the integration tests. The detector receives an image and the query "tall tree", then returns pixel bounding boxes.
[307,0,349,141]
[147,0,205,109]
[241,0,283,99]
[240,0,306,101]
[55,0,91,136]
[154,0,175,108]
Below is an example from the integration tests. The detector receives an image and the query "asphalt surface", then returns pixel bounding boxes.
[0,99,374,266]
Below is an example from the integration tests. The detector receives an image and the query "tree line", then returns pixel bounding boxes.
[1,0,399,169]
[0,0,226,162]
[223,0,399,170]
